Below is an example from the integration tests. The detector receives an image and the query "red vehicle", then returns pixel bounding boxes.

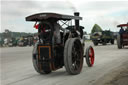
[117,23,128,49]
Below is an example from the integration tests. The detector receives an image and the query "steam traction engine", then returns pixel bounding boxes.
[117,23,128,49]
[26,12,95,75]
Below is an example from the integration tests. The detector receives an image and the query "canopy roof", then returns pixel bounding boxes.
[26,12,82,21]
[117,24,128,27]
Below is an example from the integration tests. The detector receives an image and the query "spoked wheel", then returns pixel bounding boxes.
[32,44,51,74]
[64,38,83,75]
[86,46,95,67]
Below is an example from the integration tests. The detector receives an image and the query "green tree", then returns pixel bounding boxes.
[91,24,102,34]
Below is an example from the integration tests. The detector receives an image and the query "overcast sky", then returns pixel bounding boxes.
[1,0,128,33]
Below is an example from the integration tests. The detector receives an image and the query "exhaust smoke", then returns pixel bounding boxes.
[66,0,77,12]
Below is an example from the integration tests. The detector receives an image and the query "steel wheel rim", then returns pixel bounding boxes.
[89,47,94,66]
[71,40,82,71]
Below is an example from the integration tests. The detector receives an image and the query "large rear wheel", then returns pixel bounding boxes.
[64,38,83,75]
[85,46,95,67]
[33,54,51,74]
[117,34,122,49]
[32,43,51,74]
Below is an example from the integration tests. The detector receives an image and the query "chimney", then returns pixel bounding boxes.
[74,12,79,30]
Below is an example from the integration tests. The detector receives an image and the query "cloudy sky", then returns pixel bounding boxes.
[1,0,128,33]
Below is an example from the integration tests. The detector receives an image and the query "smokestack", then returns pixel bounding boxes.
[74,12,79,16]
[74,12,79,30]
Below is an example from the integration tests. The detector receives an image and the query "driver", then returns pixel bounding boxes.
[119,27,125,35]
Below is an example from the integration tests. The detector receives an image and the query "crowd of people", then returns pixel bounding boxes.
[0,35,38,47]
